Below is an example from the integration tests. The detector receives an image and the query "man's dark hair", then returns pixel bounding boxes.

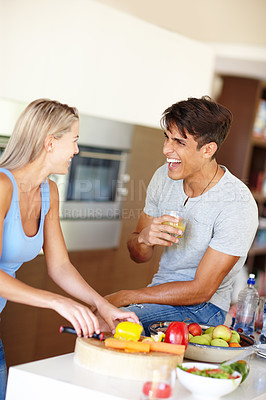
[160,96,232,157]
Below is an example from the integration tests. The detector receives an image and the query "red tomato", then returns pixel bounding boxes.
[186,367,199,373]
[164,321,189,349]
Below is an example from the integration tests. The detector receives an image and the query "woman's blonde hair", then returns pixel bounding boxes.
[0,98,79,170]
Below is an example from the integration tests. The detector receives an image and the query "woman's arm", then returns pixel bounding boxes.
[42,180,138,333]
[0,177,137,337]
[0,176,99,337]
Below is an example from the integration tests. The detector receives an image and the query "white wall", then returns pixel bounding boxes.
[95,0,266,47]
[94,0,266,82]
[0,0,215,128]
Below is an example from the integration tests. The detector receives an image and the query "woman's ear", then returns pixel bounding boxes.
[202,142,217,159]
[44,135,54,153]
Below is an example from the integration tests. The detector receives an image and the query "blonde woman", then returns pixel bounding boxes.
[0,99,138,397]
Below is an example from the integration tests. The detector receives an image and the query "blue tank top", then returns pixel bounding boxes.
[0,168,50,313]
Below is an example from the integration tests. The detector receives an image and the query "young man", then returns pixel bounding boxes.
[105,96,258,335]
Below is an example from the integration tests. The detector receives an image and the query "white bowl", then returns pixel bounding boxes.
[176,362,242,399]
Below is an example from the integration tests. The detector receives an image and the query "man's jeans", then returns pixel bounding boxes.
[0,339,7,400]
[122,302,226,336]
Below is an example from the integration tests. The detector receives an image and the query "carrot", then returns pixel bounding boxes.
[150,341,185,355]
[105,338,185,355]
[104,338,150,353]
[104,338,126,350]
[125,341,150,353]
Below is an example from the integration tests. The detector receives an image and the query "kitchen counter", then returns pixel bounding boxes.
[5,351,266,400]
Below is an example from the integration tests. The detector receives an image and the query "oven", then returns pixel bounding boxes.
[51,113,134,251]
[59,145,129,220]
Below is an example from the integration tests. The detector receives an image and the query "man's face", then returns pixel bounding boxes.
[163,125,205,181]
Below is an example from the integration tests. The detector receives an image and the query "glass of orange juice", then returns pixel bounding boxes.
[162,209,187,241]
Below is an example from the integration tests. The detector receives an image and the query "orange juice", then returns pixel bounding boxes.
[162,220,186,238]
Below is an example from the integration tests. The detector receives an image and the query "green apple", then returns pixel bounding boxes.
[211,338,229,347]
[190,335,210,345]
[204,326,215,335]
[200,333,212,345]
[212,325,232,342]
[189,333,193,340]
[229,330,240,344]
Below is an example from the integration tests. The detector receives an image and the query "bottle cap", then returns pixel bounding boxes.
[247,273,256,285]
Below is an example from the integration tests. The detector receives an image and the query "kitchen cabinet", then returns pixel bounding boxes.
[217,75,266,286]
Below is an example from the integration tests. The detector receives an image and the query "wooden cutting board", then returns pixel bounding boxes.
[74,337,184,381]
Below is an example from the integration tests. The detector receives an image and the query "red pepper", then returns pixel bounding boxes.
[164,321,189,349]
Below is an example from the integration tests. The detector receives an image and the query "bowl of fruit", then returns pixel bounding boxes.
[149,321,255,363]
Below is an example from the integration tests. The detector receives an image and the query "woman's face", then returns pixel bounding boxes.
[52,120,79,174]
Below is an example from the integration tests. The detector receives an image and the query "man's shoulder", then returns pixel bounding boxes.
[220,167,257,211]
[222,167,252,192]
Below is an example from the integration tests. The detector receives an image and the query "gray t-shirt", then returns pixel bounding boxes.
[144,164,258,312]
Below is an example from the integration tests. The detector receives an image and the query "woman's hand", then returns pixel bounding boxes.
[52,296,101,338]
[95,299,139,333]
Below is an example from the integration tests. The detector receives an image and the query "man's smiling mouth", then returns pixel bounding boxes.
[167,158,181,167]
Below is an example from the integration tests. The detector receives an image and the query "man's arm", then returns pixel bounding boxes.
[105,247,239,307]
[127,211,182,263]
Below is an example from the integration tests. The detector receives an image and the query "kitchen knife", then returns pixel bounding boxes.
[59,326,105,341]
[222,343,266,365]
[222,346,254,366]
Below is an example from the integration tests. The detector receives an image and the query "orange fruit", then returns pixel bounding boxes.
[229,342,241,347]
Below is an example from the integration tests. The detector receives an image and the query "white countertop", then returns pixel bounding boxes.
[5,351,266,400]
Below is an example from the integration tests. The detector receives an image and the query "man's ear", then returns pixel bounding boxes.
[202,142,217,159]
[44,135,55,153]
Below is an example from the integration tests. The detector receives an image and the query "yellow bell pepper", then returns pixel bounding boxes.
[114,321,143,341]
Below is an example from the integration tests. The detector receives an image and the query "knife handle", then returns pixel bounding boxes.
[59,326,104,341]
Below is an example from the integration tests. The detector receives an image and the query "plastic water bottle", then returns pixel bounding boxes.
[234,273,259,335]
[259,299,266,344]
